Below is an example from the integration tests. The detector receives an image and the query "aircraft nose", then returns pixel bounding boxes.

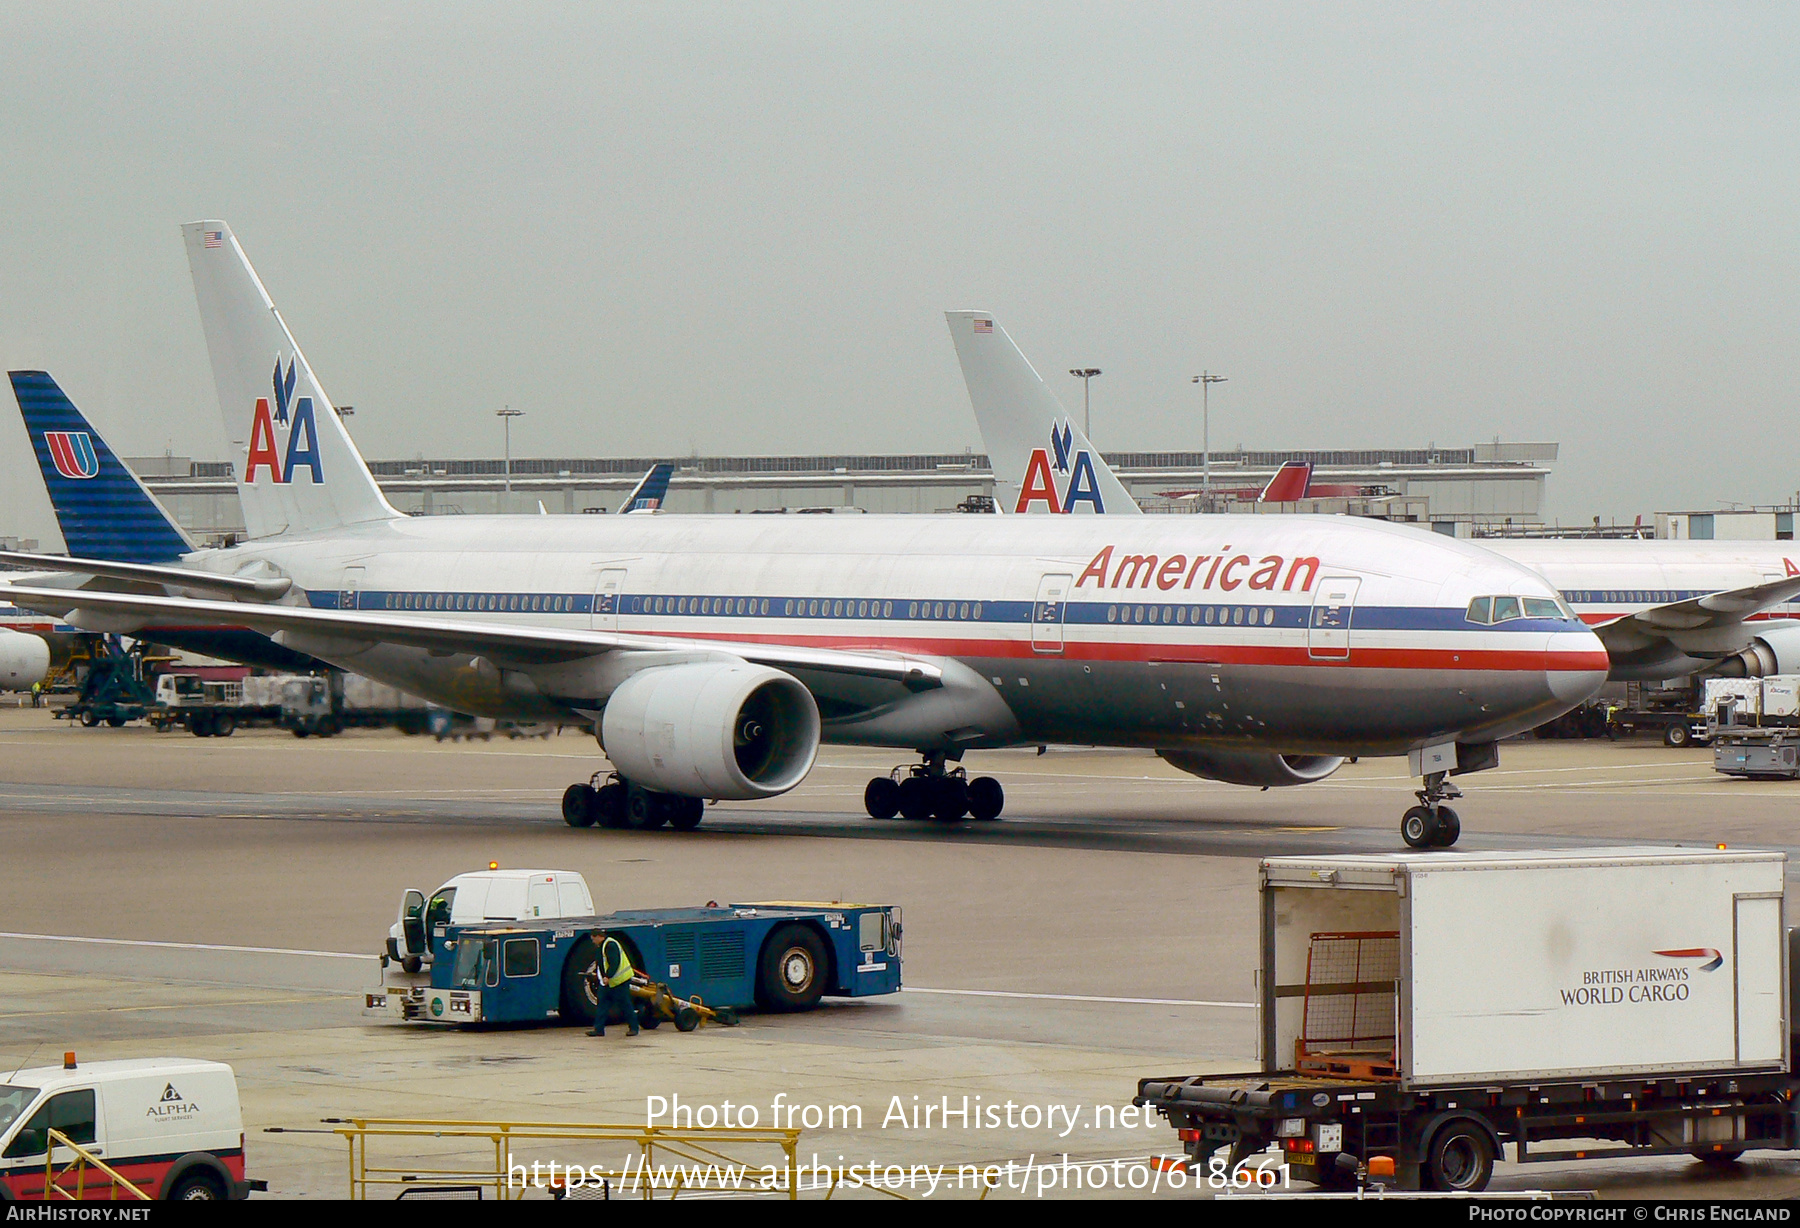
[1546,629,1610,705]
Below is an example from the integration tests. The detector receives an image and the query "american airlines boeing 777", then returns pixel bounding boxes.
[950,311,1800,687]
[5,225,1608,849]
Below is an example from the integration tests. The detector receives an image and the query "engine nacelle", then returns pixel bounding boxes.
[0,629,52,691]
[1715,622,1800,678]
[601,661,820,800]
[1157,747,1344,788]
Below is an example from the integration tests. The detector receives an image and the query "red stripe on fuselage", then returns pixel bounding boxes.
[638,627,1610,672]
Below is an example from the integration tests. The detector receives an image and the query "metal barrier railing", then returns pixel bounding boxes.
[332,1117,806,1200]
[42,1129,152,1201]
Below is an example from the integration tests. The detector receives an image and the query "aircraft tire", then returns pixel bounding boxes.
[967,776,1004,821]
[931,776,970,821]
[595,782,629,828]
[563,784,598,828]
[631,789,669,830]
[669,797,704,831]
[1401,805,1439,850]
[863,777,901,819]
[1432,806,1461,847]
[897,776,933,820]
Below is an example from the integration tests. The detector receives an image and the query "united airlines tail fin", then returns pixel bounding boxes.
[1258,460,1313,502]
[8,371,194,563]
[944,311,1141,515]
[621,462,673,513]
[182,221,400,539]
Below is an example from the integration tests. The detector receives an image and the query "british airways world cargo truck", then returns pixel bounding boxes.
[366,869,902,1026]
[1135,847,1797,1192]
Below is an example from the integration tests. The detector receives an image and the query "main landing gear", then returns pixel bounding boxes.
[862,753,1005,823]
[1400,771,1462,850]
[562,772,706,832]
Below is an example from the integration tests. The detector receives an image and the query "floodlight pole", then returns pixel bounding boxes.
[1191,373,1226,509]
[496,406,524,496]
[1068,368,1102,439]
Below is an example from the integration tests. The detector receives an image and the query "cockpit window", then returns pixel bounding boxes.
[1468,595,1577,625]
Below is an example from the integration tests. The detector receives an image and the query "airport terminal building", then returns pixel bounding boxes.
[129,441,1558,546]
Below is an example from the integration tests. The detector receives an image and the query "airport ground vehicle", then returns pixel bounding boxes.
[56,647,152,727]
[0,1057,263,1201]
[1709,676,1800,779]
[1136,848,1792,1191]
[146,670,431,737]
[366,869,901,1026]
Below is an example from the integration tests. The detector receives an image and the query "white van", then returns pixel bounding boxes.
[386,869,595,970]
[0,1057,261,1201]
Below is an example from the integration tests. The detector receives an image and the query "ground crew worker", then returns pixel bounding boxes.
[587,931,639,1037]
[29,682,41,708]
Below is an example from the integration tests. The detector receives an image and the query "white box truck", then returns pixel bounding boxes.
[1135,847,1793,1192]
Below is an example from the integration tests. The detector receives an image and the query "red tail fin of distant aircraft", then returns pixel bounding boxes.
[1258,461,1313,503]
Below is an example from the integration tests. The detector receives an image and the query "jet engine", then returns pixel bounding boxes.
[0,629,52,691]
[601,661,820,800]
[1157,747,1344,788]
[1714,622,1800,679]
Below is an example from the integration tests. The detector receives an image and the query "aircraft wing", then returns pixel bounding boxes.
[0,551,292,600]
[1591,574,1800,655]
[2,585,944,690]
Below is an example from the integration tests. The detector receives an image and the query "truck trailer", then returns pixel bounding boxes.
[1135,847,1791,1192]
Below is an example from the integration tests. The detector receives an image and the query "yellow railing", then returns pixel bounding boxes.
[334,1117,806,1200]
[42,1129,152,1201]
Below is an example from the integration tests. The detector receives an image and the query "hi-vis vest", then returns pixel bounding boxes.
[600,937,633,987]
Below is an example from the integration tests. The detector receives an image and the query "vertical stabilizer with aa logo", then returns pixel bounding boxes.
[182,221,400,540]
[944,311,1141,516]
[8,370,194,563]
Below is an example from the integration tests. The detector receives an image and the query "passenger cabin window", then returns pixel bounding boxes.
[2,1089,95,1158]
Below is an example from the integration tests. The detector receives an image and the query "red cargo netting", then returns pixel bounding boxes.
[1296,930,1399,1079]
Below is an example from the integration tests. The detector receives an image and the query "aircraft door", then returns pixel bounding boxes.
[1307,576,1361,661]
[591,568,626,631]
[1032,573,1072,654]
[339,565,365,612]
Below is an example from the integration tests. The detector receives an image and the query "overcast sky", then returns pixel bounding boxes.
[1,2,1794,544]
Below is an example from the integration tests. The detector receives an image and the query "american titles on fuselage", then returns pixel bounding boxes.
[1076,544,1321,594]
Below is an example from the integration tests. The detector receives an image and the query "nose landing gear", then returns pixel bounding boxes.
[864,753,1004,822]
[562,772,705,832]
[1400,771,1462,849]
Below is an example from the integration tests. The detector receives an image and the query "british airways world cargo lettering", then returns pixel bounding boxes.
[1016,421,1106,514]
[244,358,323,484]
[1077,545,1321,593]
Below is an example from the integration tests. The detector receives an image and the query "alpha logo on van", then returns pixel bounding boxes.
[244,357,324,485]
[44,431,100,479]
[147,1083,201,1119]
[1016,420,1106,514]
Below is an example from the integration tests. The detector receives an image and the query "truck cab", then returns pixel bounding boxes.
[385,869,595,974]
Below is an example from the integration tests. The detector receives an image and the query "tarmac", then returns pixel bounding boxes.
[2,704,1798,1200]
